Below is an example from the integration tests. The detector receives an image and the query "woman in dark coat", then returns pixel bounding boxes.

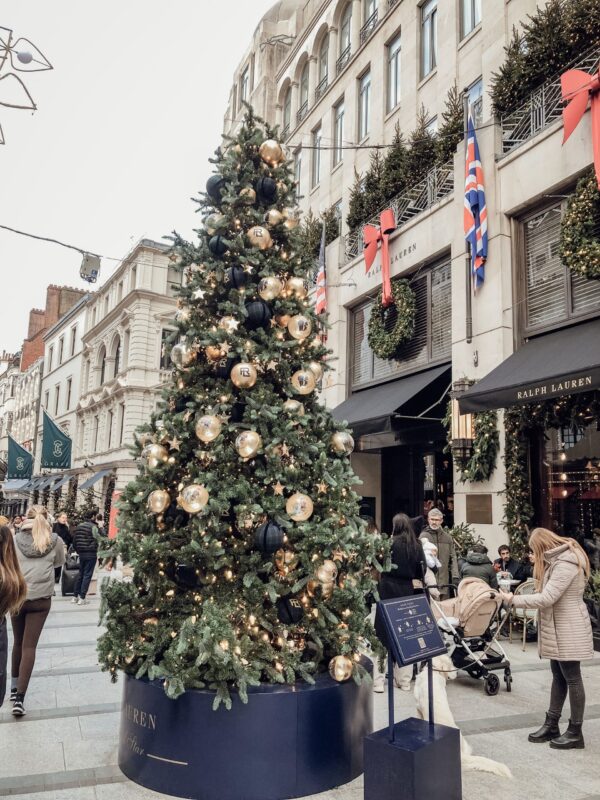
[375,513,427,691]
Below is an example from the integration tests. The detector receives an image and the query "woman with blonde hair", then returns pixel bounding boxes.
[0,525,27,706]
[501,527,593,750]
[10,505,65,716]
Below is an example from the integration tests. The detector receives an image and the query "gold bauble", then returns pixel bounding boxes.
[195,415,222,443]
[274,549,298,572]
[205,345,224,362]
[316,559,338,583]
[258,276,284,301]
[230,362,257,388]
[307,579,334,599]
[291,370,316,395]
[286,276,308,299]
[329,655,353,682]
[247,226,273,250]
[239,187,257,204]
[283,399,305,416]
[283,209,300,230]
[287,315,312,341]
[259,138,284,166]
[286,492,314,522]
[307,361,323,381]
[205,213,228,235]
[235,430,262,458]
[147,489,170,514]
[265,209,284,226]
[170,340,196,368]
[143,443,169,469]
[331,431,355,455]
[179,484,209,514]
[218,316,239,333]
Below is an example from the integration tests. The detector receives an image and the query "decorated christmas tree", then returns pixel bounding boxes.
[98,109,385,707]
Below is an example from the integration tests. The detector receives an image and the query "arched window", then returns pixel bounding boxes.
[318,34,329,84]
[340,4,352,53]
[300,62,309,108]
[283,87,292,132]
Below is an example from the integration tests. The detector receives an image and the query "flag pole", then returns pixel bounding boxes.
[465,243,473,344]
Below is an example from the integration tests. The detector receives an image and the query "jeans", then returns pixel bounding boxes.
[548,659,586,725]
[10,598,52,695]
[74,557,96,599]
[0,617,7,706]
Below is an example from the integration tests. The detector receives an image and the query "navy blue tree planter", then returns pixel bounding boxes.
[118,660,373,800]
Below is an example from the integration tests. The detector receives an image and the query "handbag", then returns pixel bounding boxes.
[65,546,80,570]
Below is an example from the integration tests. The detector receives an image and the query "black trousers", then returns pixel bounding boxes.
[74,556,96,599]
[0,617,7,706]
[548,659,586,725]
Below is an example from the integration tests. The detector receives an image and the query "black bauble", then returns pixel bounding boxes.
[206,174,227,204]
[230,401,246,423]
[174,564,199,588]
[215,356,239,380]
[245,300,273,330]
[208,235,228,257]
[254,520,285,553]
[256,176,277,205]
[225,266,248,290]
[276,596,304,625]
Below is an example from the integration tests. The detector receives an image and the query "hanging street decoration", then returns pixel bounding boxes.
[363,208,396,308]
[561,66,600,189]
[559,169,600,281]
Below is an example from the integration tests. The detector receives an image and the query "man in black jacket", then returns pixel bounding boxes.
[72,509,99,605]
[492,545,520,578]
[52,512,72,584]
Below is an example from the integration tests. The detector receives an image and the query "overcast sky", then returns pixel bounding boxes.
[0,0,275,353]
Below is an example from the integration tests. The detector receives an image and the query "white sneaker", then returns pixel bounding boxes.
[373,676,385,693]
[77,598,89,605]
[400,684,412,692]
[71,597,78,604]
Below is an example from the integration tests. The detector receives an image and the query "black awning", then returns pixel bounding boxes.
[332,364,451,436]
[459,318,600,413]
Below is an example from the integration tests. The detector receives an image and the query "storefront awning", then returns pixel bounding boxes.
[332,364,451,436]
[79,469,112,491]
[459,319,600,414]
[2,479,30,492]
[52,475,72,491]
[23,476,45,490]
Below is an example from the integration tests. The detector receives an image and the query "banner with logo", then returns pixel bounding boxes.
[41,410,72,469]
[7,435,33,479]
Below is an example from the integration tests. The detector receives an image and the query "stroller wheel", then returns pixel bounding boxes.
[504,669,512,692]
[484,673,500,696]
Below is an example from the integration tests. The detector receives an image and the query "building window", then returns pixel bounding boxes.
[48,346,54,372]
[364,0,377,19]
[160,329,174,370]
[351,259,451,388]
[465,77,483,127]
[240,65,250,106]
[387,34,401,112]
[461,0,481,38]
[70,326,77,356]
[340,3,352,54]
[283,87,292,135]
[421,0,437,78]
[107,409,114,449]
[333,100,344,167]
[99,346,107,386]
[318,34,329,86]
[123,329,130,369]
[522,203,600,334]
[78,420,85,452]
[118,403,126,444]
[299,62,309,120]
[66,377,72,410]
[425,116,438,134]
[114,338,121,377]
[294,148,302,200]
[167,264,183,297]
[44,390,49,409]
[93,415,99,451]
[358,70,371,140]
[58,337,64,365]
[311,125,322,188]
[54,385,60,414]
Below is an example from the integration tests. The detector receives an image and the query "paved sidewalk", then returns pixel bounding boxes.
[1,595,599,799]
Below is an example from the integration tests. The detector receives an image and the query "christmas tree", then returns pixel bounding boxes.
[98,109,385,708]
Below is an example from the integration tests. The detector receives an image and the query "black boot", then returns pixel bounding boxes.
[550,720,584,749]
[528,713,560,743]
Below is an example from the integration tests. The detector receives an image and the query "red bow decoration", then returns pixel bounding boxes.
[363,208,396,307]
[561,67,600,189]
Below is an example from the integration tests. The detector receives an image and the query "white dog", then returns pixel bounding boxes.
[414,654,512,778]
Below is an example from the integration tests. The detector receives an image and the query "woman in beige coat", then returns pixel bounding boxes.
[502,528,593,750]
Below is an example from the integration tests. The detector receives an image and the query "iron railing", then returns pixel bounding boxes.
[281,123,290,141]
[500,47,600,156]
[315,75,328,101]
[336,45,351,76]
[360,10,379,44]
[388,0,400,8]
[297,100,309,124]
[342,161,454,263]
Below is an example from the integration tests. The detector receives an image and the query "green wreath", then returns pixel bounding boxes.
[443,403,499,484]
[367,279,416,360]
[559,169,600,281]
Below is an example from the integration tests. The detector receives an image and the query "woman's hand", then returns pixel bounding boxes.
[499,590,513,605]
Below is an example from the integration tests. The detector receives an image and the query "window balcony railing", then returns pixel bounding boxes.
[342,160,454,263]
[315,75,328,101]
[360,10,379,45]
[297,100,309,124]
[336,45,351,76]
[281,123,290,141]
[388,0,400,8]
[500,46,600,157]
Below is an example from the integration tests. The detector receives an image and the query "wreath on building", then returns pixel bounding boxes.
[367,279,416,360]
[559,169,600,281]
[443,403,500,484]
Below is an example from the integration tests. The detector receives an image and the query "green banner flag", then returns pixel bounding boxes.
[41,410,72,469]
[7,435,33,479]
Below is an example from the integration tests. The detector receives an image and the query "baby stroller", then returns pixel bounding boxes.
[431,577,512,696]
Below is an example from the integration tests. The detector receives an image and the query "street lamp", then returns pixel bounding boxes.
[0,26,53,144]
[450,378,475,465]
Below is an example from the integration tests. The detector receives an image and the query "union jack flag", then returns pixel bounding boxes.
[315,223,327,315]
[464,112,487,290]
